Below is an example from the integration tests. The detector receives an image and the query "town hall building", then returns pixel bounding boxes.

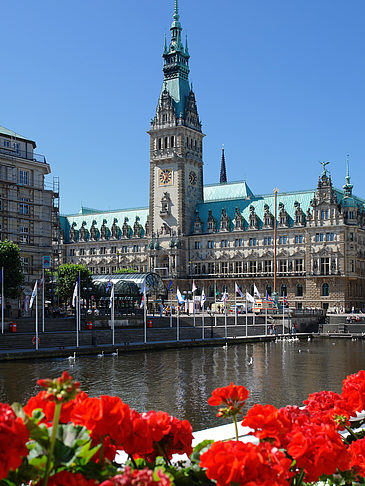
[58,2,365,312]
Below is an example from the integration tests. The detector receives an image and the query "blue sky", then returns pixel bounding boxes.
[1,0,364,214]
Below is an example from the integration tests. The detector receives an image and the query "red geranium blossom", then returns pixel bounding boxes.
[24,391,88,425]
[136,410,193,461]
[99,466,171,486]
[303,390,353,428]
[123,409,153,457]
[200,440,292,486]
[208,382,249,418]
[0,403,29,480]
[286,422,350,482]
[349,437,365,478]
[71,395,132,450]
[41,470,99,485]
[342,370,365,413]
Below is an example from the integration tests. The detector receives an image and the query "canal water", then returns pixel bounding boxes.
[1,339,364,431]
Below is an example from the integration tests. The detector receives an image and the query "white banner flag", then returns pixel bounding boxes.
[253,284,261,299]
[72,280,78,307]
[246,291,255,304]
[29,281,38,309]
[200,289,206,308]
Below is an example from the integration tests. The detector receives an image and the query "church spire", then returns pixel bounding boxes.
[343,154,353,197]
[220,145,227,184]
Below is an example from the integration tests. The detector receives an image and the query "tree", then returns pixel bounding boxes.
[0,240,23,298]
[56,264,93,304]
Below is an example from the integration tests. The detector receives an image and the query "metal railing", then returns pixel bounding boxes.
[0,146,46,163]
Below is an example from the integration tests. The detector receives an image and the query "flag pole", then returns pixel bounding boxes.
[202,303,205,340]
[265,302,268,335]
[143,280,147,344]
[35,290,39,351]
[193,295,196,328]
[177,300,179,342]
[245,293,248,337]
[112,283,115,345]
[170,288,172,328]
[1,267,3,335]
[282,295,285,333]
[234,283,237,326]
[214,280,217,326]
[78,271,81,331]
[224,299,227,339]
[253,297,256,327]
[76,289,79,348]
[42,269,45,333]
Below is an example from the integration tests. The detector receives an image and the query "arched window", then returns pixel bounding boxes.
[321,283,330,296]
[296,284,303,297]
[164,137,168,149]
[280,284,287,296]
[208,285,214,297]
[170,136,174,148]
[266,285,271,296]
[250,285,255,296]
[158,138,162,150]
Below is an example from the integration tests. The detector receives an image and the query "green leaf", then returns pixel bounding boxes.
[190,440,214,465]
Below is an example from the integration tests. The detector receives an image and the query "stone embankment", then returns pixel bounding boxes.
[0,314,304,361]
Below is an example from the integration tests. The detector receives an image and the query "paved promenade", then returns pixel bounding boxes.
[0,314,292,360]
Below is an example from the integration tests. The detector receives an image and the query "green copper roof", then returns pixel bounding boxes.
[0,125,36,147]
[197,188,314,232]
[60,206,149,243]
[204,180,254,202]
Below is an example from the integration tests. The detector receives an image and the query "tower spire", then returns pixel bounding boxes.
[220,145,227,184]
[343,154,353,197]
[174,0,179,21]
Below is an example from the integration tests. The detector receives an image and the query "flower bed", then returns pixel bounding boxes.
[2,371,365,485]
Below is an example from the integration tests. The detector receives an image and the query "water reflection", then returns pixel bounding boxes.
[0,340,365,430]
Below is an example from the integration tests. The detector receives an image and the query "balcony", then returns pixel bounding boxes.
[0,146,46,164]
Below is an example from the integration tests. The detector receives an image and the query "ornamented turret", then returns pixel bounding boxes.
[151,0,201,127]
[220,145,227,184]
[343,156,353,198]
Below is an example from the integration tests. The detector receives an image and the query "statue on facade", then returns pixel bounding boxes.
[111,218,119,239]
[79,221,88,242]
[90,220,98,241]
[69,222,77,242]
[122,217,129,238]
[133,216,142,238]
[100,219,109,240]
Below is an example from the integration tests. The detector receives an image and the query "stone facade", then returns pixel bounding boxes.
[58,4,365,312]
[0,125,57,287]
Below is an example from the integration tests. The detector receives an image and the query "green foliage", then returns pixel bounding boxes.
[56,264,93,303]
[0,240,23,298]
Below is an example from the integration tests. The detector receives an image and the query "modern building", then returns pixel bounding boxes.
[58,3,365,312]
[0,125,59,289]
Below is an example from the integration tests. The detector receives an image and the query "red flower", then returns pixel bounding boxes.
[99,466,171,486]
[208,382,249,418]
[41,470,99,485]
[0,403,29,480]
[200,440,292,486]
[135,410,193,461]
[24,391,88,425]
[342,370,365,413]
[71,395,132,450]
[303,390,353,428]
[123,409,153,457]
[286,422,350,482]
[349,437,365,478]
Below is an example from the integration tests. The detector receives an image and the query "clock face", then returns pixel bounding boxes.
[159,169,173,185]
[189,170,197,185]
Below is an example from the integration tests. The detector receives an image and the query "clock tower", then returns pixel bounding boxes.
[148,0,204,256]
